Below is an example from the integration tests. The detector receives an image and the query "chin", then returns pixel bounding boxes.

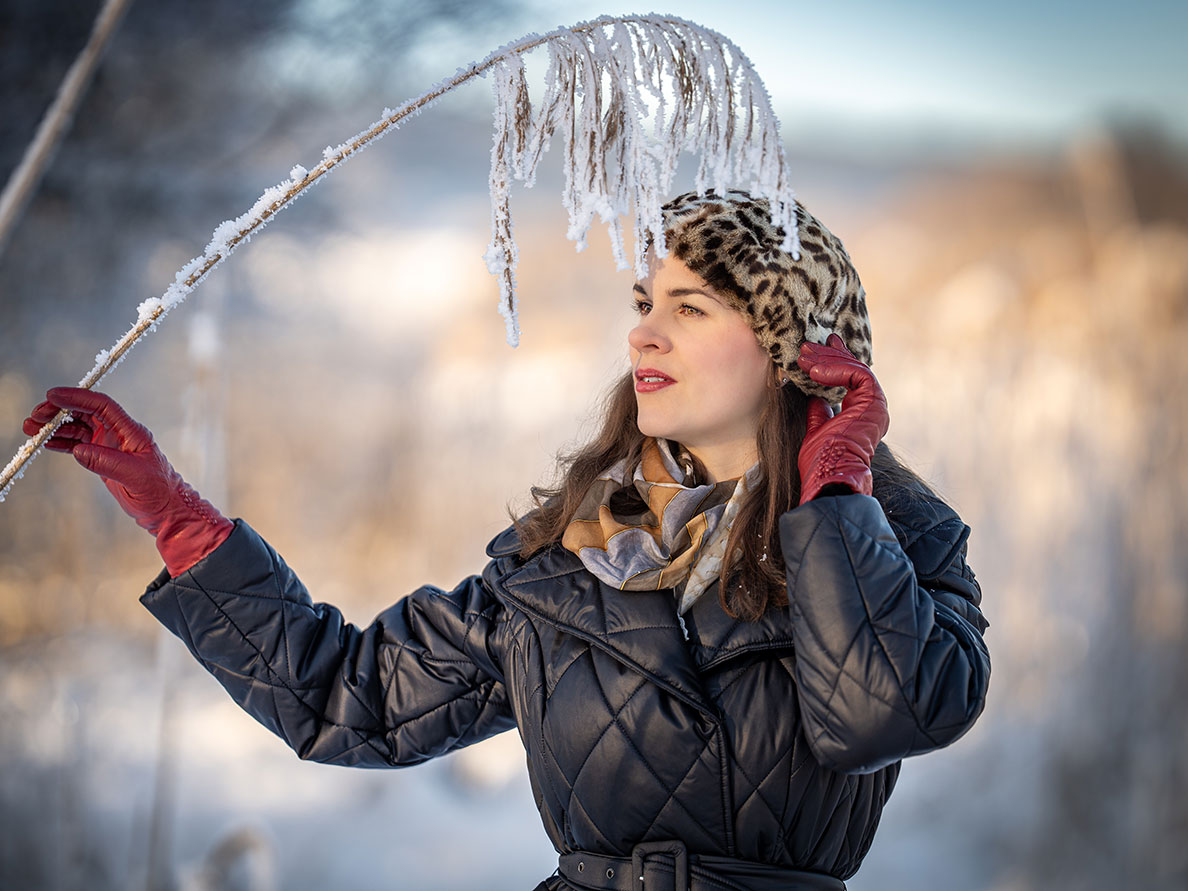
[634,414,670,440]
[636,422,662,439]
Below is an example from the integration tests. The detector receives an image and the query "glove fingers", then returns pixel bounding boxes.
[71,442,147,486]
[25,403,78,437]
[47,421,93,441]
[23,415,49,436]
[46,387,127,425]
[805,397,833,436]
[26,400,65,426]
[798,354,869,392]
[798,338,867,386]
[825,332,850,353]
[46,387,151,450]
[799,333,855,360]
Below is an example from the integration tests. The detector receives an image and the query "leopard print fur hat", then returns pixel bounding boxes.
[660,190,872,402]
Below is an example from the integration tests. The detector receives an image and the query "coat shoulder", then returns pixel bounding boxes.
[879,486,971,583]
[876,484,986,628]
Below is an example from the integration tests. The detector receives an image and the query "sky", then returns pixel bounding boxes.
[508,0,1188,158]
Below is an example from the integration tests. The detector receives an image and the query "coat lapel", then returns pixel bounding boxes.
[486,527,801,703]
[681,581,797,672]
[494,544,714,713]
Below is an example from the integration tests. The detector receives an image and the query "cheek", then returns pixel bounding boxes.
[715,337,770,405]
[735,366,770,418]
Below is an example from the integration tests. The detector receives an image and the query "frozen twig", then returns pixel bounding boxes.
[2,13,795,503]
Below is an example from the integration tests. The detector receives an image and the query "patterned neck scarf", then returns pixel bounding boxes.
[562,438,760,613]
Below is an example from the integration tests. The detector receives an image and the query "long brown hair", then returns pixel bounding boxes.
[512,367,938,621]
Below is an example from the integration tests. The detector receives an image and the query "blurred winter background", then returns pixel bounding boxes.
[1,0,1185,888]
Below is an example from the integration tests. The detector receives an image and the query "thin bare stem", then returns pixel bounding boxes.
[0,0,135,262]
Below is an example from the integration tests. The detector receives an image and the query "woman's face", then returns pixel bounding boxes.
[628,252,772,475]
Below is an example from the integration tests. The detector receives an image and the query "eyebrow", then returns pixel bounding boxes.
[632,283,725,305]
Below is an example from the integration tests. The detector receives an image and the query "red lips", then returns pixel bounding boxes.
[635,368,676,393]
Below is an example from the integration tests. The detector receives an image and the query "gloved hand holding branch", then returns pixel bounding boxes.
[23,387,232,578]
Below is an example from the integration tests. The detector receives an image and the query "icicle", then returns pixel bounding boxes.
[485,59,520,345]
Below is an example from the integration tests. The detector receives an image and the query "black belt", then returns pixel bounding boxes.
[557,841,846,891]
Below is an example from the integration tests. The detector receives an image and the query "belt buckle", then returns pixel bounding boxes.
[631,840,688,891]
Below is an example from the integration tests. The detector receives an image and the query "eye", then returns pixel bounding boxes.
[631,297,652,315]
[678,303,705,317]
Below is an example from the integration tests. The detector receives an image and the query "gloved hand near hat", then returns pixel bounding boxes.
[796,333,890,505]
[23,387,233,577]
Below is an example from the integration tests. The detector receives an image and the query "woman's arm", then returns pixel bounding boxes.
[24,388,515,767]
[779,492,990,775]
[141,519,516,767]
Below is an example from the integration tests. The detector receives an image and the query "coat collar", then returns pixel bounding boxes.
[681,582,797,671]
[487,526,798,711]
[486,486,970,696]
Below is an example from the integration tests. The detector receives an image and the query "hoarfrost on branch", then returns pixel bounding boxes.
[2,13,796,503]
[482,15,796,347]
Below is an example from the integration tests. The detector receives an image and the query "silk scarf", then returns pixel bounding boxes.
[562,437,759,613]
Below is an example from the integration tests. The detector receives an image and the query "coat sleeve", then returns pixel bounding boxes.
[139,519,516,767]
[779,493,990,775]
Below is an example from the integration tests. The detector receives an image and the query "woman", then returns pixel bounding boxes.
[24,191,990,890]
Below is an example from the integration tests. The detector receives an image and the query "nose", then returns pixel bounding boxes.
[628,315,671,355]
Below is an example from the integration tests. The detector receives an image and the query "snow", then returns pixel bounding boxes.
[2,13,799,503]
[0,440,38,503]
[481,14,799,345]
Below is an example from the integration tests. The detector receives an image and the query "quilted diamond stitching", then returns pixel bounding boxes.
[219,671,387,753]
[833,515,941,745]
[176,575,389,725]
[566,672,649,792]
[576,658,711,843]
[562,784,620,851]
[179,576,390,761]
[544,642,589,697]
[732,745,792,855]
[269,548,295,702]
[638,746,720,848]
[789,507,943,754]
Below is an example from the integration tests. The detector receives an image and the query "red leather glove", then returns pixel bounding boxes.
[23,387,233,577]
[795,333,890,505]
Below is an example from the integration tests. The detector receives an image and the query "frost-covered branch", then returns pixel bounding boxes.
[2,13,795,503]
[482,15,796,344]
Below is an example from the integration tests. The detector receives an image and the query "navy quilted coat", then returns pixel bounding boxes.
[141,491,990,887]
